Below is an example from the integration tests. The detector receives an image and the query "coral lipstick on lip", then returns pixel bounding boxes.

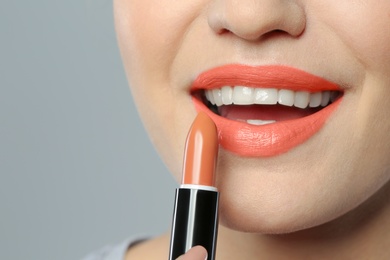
[191,64,341,92]
[192,64,343,157]
[169,112,219,260]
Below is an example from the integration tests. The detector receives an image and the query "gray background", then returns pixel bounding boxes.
[1,1,177,259]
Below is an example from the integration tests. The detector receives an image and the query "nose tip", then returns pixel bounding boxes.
[207,0,306,41]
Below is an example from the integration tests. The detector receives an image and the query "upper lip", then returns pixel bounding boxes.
[191,64,343,92]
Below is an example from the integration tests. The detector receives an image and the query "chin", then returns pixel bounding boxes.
[218,193,335,235]
[214,150,379,235]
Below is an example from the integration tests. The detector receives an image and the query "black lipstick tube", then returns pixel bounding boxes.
[169,185,219,260]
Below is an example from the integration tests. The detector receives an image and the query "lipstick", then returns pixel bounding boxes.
[192,64,343,157]
[169,112,219,260]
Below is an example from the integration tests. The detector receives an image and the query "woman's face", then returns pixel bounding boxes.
[114,0,390,233]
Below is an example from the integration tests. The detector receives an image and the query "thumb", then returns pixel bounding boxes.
[176,246,208,260]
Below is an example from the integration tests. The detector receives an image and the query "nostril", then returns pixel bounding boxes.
[218,28,231,35]
[207,0,306,41]
[260,29,300,41]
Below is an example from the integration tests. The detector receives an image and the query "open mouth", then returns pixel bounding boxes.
[195,87,343,125]
[190,64,344,157]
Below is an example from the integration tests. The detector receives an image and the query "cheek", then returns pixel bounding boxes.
[320,1,390,70]
[354,76,390,176]
[114,0,205,76]
[114,0,207,178]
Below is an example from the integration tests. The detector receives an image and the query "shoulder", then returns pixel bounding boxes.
[125,233,170,260]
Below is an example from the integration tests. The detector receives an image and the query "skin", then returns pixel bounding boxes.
[114,0,390,259]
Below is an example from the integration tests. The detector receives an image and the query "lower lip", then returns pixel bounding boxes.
[193,97,342,157]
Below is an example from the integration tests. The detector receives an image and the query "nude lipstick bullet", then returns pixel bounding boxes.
[169,112,219,260]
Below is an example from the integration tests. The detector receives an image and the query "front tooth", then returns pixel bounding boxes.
[233,86,254,105]
[221,86,233,105]
[206,90,215,105]
[321,91,330,106]
[278,89,294,106]
[254,88,278,105]
[212,89,223,106]
[309,92,322,107]
[247,119,276,125]
[294,91,310,109]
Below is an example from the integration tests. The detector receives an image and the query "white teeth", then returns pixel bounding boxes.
[278,89,295,107]
[233,86,253,104]
[206,89,215,105]
[254,88,278,105]
[221,86,233,105]
[205,87,339,108]
[294,91,310,109]
[321,91,330,107]
[212,89,223,106]
[247,119,276,125]
[309,92,322,107]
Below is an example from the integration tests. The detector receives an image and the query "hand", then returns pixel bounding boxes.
[176,246,208,260]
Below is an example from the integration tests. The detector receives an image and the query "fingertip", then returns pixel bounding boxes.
[176,245,208,260]
[192,245,208,260]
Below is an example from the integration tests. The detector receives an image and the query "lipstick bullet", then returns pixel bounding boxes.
[169,112,219,260]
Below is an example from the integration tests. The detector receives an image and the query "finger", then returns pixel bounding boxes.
[176,245,208,260]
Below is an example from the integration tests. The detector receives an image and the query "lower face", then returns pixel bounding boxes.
[114,0,390,233]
